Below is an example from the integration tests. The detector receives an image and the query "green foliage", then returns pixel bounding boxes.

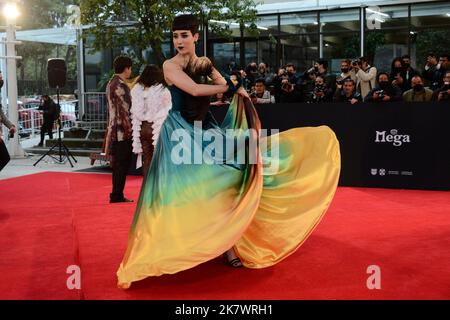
[80,0,259,68]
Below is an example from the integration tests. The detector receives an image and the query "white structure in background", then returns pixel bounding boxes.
[0,2,25,157]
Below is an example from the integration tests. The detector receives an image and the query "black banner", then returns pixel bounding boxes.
[211,101,450,190]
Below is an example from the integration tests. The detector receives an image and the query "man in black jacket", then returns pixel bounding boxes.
[38,95,59,147]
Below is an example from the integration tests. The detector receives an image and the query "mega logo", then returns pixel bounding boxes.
[375,129,411,147]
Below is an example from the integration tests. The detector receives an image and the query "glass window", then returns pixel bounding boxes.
[211,42,240,75]
[280,12,318,35]
[258,40,277,71]
[244,41,257,67]
[322,33,360,74]
[413,29,450,71]
[244,15,278,37]
[320,9,360,32]
[411,2,450,29]
[365,5,408,30]
[365,30,409,73]
[280,34,319,71]
[208,21,241,39]
[410,2,450,71]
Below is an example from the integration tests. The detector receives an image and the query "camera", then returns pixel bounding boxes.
[351,59,361,67]
[375,89,385,98]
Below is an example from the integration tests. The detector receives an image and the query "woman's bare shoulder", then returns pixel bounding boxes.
[163,56,182,70]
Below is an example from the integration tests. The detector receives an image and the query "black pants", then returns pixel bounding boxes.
[40,118,54,144]
[110,139,133,201]
[0,139,10,172]
[140,121,155,179]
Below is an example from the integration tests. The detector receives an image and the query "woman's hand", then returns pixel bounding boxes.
[237,87,250,99]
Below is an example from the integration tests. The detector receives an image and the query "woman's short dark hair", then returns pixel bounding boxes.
[137,64,165,88]
[172,14,199,35]
[113,56,132,74]
[377,72,390,83]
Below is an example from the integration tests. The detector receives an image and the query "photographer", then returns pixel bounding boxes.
[431,54,449,91]
[336,59,356,90]
[0,72,16,172]
[308,75,332,103]
[250,78,275,104]
[365,73,402,103]
[422,53,438,88]
[333,79,362,104]
[315,59,336,94]
[432,71,450,102]
[399,54,419,93]
[390,57,405,89]
[353,56,377,101]
[277,63,303,103]
[244,62,259,91]
[403,75,433,102]
[38,95,60,147]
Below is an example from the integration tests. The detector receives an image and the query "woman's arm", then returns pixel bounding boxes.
[163,61,228,97]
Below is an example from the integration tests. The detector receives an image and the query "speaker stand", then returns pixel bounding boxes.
[34,87,78,167]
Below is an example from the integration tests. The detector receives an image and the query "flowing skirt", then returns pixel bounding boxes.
[116,95,341,287]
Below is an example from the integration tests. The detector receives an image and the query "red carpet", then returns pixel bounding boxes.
[0,172,449,300]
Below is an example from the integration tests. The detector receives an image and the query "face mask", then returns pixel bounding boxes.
[0,80,3,88]
[403,63,410,68]
[413,84,423,92]
[314,66,319,72]
[341,68,349,74]
[315,84,326,91]
[379,81,389,89]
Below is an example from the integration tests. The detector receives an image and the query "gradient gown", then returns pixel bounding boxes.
[116,85,341,287]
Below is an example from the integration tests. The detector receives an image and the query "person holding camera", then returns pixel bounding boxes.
[38,95,59,147]
[314,59,337,94]
[365,72,402,103]
[337,59,356,84]
[422,53,439,88]
[275,63,303,103]
[353,57,377,101]
[308,75,333,103]
[250,78,275,104]
[0,73,16,171]
[432,70,450,102]
[402,75,433,102]
[431,54,450,91]
[333,79,362,104]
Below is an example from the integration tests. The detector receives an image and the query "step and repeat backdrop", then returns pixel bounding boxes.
[211,102,450,190]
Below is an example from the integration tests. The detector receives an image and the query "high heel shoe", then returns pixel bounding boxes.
[223,250,243,268]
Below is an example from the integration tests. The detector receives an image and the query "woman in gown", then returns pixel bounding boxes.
[117,14,341,289]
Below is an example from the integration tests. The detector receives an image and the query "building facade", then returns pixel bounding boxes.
[84,0,450,91]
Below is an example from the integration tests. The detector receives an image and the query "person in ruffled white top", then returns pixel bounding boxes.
[130,65,171,178]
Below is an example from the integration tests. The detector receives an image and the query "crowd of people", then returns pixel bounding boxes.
[211,53,450,105]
